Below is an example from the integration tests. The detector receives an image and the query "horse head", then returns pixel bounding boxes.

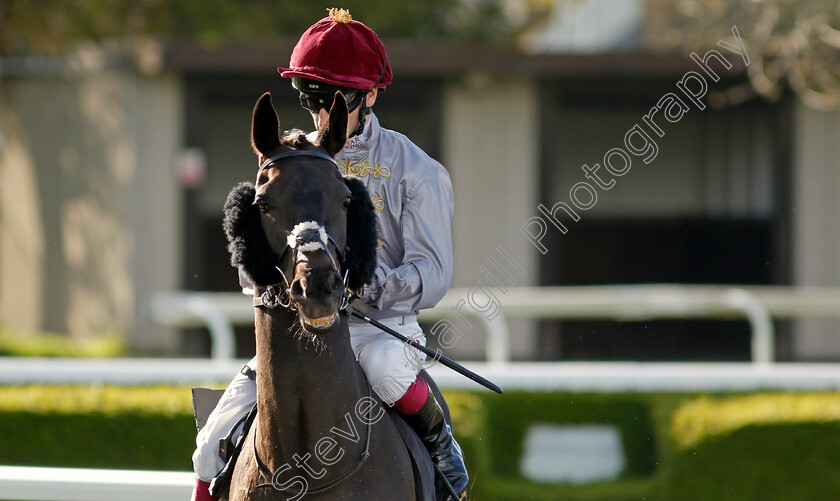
[223,92,377,335]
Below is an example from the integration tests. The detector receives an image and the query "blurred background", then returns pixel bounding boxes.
[2,1,840,500]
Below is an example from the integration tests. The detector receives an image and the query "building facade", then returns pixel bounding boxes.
[1,36,838,360]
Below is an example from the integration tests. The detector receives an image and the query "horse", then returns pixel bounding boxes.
[219,91,446,500]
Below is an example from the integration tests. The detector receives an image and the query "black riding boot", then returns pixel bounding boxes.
[401,390,469,500]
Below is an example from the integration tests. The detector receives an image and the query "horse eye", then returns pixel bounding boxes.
[342,196,351,209]
[255,198,270,213]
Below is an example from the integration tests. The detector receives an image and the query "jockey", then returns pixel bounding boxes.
[191,8,468,501]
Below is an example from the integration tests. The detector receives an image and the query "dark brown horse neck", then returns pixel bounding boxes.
[252,301,370,475]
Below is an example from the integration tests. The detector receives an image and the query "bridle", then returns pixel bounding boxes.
[249,148,372,495]
[251,149,354,313]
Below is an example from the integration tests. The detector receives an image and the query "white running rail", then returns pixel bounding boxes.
[0,466,192,501]
[149,285,840,365]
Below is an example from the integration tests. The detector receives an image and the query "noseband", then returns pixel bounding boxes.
[252,149,353,312]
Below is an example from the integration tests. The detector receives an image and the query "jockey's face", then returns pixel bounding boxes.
[312,89,378,142]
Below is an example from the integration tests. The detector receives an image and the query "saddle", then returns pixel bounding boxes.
[191,387,440,500]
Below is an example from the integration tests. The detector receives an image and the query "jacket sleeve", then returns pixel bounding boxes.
[363,163,454,313]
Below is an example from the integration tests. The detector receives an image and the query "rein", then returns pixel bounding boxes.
[251,386,374,495]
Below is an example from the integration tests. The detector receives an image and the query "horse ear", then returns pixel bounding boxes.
[223,182,282,287]
[251,93,281,157]
[318,91,348,157]
[343,176,378,291]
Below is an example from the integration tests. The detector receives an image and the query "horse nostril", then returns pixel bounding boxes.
[290,279,305,299]
[329,272,342,292]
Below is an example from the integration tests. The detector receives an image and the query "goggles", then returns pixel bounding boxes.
[292,77,366,114]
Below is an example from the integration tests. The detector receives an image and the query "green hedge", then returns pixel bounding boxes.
[667,393,840,501]
[0,330,124,357]
[481,392,657,477]
[3,386,840,501]
[0,386,195,470]
[462,392,661,501]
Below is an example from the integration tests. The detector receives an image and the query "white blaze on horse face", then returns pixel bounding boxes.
[288,221,329,253]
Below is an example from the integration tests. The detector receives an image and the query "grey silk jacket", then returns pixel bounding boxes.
[339,113,454,321]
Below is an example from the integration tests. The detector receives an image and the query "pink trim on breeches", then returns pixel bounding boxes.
[392,375,429,414]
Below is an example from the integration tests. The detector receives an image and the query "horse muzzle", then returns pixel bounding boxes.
[300,311,338,333]
[290,267,345,335]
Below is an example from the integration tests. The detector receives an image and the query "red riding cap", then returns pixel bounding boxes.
[279,8,393,90]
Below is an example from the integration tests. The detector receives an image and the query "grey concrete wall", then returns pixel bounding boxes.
[129,74,184,353]
[0,68,183,352]
[792,102,840,360]
[442,75,539,360]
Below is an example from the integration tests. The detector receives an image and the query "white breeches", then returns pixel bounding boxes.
[193,316,426,481]
[350,315,426,404]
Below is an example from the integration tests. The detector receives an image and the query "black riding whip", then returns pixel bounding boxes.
[346,307,503,394]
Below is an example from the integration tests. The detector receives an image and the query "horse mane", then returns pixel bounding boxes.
[279,129,312,150]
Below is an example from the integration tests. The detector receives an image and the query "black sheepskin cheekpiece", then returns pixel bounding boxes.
[222,182,282,286]
[343,176,378,292]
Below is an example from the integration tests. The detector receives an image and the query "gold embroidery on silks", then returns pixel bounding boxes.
[371,193,385,213]
[376,239,384,250]
[338,158,391,178]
